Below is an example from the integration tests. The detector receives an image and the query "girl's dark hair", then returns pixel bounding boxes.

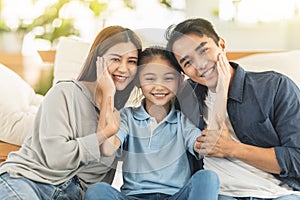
[138,45,181,73]
[165,18,220,73]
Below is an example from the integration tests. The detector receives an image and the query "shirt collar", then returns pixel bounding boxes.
[133,101,178,124]
[228,62,246,103]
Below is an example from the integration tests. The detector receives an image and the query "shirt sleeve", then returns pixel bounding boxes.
[180,112,202,159]
[115,108,130,157]
[272,75,300,177]
[37,84,101,170]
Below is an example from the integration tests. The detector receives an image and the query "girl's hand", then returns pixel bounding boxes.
[216,53,231,94]
[96,96,120,143]
[95,56,116,108]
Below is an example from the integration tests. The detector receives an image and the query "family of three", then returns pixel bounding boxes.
[0,17,299,200]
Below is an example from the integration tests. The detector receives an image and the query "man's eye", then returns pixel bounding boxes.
[184,60,192,68]
[200,48,208,55]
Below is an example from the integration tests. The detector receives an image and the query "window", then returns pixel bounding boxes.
[219,0,300,23]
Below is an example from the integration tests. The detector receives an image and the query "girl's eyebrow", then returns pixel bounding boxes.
[143,72,177,76]
[143,72,155,76]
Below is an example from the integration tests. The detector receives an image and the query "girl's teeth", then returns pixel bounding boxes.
[154,94,166,97]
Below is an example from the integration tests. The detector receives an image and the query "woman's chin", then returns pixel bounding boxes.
[115,83,129,91]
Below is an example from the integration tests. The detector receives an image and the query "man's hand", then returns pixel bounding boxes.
[194,124,236,157]
[216,53,231,94]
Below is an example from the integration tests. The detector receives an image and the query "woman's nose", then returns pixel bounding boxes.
[116,61,128,73]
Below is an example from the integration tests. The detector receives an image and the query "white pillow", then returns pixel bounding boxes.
[0,64,43,145]
[53,37,91,84]
[235,50,300,87]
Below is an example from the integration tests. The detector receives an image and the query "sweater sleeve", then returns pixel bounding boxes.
[36,83,101,170]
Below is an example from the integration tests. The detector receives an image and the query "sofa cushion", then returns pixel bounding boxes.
[53,37,91,84]
[235,50,300,87]
[0,64,43,145]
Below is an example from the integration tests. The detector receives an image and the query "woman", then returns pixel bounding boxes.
[0,26,142,200]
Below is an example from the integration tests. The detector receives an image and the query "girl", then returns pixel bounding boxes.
[86,46,220,200]
[0,26,142,200]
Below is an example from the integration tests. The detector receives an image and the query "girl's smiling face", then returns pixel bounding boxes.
[139,57,181,111]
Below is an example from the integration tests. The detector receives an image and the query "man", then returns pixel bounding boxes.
[166,18,300,199]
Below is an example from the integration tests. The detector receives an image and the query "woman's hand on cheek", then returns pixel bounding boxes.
[95,56,116,107]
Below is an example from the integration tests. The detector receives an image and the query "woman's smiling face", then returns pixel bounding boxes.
[103,42,138,91]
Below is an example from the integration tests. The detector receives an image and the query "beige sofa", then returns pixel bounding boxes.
[0,37,300,186]
[0,37,91,162]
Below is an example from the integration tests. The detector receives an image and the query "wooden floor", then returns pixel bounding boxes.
[0,141,20,163]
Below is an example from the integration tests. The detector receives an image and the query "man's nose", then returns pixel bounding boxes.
[194,56,208,71]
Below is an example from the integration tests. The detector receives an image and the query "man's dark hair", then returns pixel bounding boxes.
[165,18,220,73]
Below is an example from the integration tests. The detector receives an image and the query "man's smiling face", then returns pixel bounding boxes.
[172,33,225,91]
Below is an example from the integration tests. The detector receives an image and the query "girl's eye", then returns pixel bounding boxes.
[145,77,155,81]
[165,77,175,81]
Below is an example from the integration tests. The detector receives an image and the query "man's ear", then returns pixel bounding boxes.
[218,38,226,51]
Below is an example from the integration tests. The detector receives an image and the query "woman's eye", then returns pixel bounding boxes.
[111,58,120,62]
[128,60,137,64]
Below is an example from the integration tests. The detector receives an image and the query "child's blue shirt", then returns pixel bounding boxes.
[116,104,201,196]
